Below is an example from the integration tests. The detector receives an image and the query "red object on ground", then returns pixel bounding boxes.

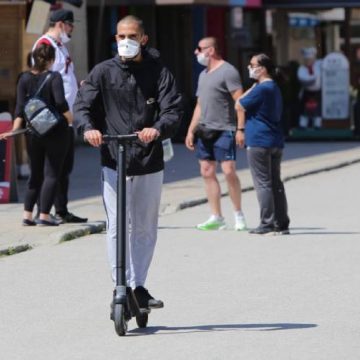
[0,113,13,203]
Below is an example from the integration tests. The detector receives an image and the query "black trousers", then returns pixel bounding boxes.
[54,126,74,215]
[247,147,290,230]
[25,130,69,214]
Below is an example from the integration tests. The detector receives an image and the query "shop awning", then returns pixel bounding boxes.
[264,0,359,8]
[43,0,83,7]
[289,13,320,27]
[156,0,261,4]
[87,0,261,6]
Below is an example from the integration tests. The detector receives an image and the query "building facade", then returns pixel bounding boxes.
[2,0,360,138]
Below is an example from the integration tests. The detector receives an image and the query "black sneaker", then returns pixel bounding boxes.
[134,286,164,309]
[248,227,275,235]
[55,212,88,224]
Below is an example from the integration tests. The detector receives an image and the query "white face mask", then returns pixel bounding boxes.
[117,38,140,59]
[249,67,261,80]
[197,53,210,67]
[60,31,71,44]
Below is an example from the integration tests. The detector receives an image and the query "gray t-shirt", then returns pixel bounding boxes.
[196,61,242,131]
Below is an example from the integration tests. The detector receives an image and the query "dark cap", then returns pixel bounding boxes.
[50,9,74,23]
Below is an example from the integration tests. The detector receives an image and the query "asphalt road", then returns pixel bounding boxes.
[15,140,360,202]
[1,161,360,360]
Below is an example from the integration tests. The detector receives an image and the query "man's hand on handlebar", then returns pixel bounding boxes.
[84,128,160,147]
[84,129,103,147]
[137,128,160,143]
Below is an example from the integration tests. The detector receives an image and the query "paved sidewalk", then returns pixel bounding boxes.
[1,142,360,255]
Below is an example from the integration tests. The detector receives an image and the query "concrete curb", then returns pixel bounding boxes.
[0,244,32,257]
[58,221,106,243]
[2,156,360,257]
[176,157,360,211]
[0,222,106,257]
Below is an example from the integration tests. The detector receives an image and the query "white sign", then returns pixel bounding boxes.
[321,52,350,120]
[26,0,51,35]
[231,7,243,29]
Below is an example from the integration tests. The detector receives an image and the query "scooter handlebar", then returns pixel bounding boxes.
[102,134,138,143]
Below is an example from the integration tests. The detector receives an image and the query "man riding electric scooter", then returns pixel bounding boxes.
[74,15,182,317]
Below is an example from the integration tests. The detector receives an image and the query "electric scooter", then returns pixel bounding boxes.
[103,134,150,336]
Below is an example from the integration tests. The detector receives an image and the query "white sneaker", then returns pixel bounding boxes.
[234,215,247,231]
[196,215,226,231]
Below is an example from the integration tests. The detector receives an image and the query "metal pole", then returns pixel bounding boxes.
[116,143,126,287]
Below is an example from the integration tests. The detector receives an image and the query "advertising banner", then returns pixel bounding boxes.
[322,53,350,120]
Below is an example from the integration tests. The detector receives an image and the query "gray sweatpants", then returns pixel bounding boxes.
[102,167,163,288]
[246,147,290,230]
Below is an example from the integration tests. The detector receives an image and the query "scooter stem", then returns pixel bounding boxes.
[116,143,127,287]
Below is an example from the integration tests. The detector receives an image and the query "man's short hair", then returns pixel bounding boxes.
[117,15,145,35]
[202,37,220,54]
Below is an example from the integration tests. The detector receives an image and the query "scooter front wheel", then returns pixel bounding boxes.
[114,303,128,336]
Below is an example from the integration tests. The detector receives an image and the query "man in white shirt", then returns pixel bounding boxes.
[297,47,323,129]
[33,9,87,223]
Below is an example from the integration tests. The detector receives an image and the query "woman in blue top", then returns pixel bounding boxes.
[236,53,290,235]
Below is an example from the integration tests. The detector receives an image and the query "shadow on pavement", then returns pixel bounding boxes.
[158,226,198,230]
[158,226,360,235]
[287,227,360,235]
[128,322,318,336]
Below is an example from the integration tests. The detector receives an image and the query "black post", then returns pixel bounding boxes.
[94,0,106,65]
[344,8,351,64]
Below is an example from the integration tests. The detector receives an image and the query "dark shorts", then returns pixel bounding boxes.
[195,130,236,162]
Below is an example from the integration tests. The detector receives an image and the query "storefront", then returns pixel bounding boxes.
[264,0,360,139]
[0,0,265,147]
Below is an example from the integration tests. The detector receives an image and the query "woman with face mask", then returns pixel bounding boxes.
[0,43,72,226]
[31,9,88,225]
[235,53,290,235]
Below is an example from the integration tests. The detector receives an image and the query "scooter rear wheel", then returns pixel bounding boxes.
[114,304,128,336]
[136,312,148,328]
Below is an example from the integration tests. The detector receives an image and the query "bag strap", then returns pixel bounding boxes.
[33,72,52,98]
[7,128,29,137]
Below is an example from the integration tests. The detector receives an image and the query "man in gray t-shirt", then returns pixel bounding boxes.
[196,61,242,131]
[185,36,247,231]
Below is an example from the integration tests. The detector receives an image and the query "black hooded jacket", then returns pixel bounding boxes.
[74,48,183,176]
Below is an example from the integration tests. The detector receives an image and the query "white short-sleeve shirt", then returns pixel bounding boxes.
[33,35,78,112]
